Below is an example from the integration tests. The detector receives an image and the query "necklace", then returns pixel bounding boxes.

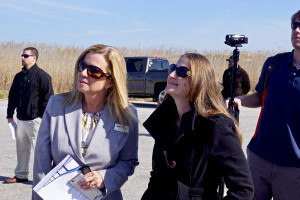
[81,111,101,156]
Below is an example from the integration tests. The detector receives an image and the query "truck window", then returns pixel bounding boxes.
[126,59,143,72]
[148,59,164,71]
[162,60,169,70]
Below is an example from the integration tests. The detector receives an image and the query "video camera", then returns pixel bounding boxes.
[225,34,248,47]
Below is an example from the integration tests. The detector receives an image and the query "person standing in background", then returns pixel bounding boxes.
[221,56,250,99]
[5,47,54,183]
[228,10,300,199]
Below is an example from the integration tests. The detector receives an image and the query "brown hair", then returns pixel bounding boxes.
[23,47,39,61]
[291,10,300,23]
[184,53,242,143]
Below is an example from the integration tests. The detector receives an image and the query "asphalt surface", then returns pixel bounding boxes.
[0,100,260,200]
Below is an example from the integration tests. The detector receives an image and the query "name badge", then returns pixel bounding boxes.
[114,123,129,133]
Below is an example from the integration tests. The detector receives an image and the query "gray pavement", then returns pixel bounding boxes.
[0,100,260,200]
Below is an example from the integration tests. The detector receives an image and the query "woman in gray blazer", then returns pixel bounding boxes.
[33,44,139,199]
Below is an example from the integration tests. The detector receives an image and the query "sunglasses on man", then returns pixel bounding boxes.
[291,21,300,30]
[21,54,34,58]
[168,64,192,78]
[78,60,110,79]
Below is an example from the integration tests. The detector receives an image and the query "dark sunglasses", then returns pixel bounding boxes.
[168,64,191,78]
[78,60,110,79]
[291,21,300,30]
[21,54,34,58]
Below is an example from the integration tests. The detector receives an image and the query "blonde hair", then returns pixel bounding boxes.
[184,53,242,143]
[64,44,136,127]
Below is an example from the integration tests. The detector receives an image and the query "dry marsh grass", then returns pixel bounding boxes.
[0,42,284,98]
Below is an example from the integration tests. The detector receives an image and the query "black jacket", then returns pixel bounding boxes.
[141,97,254,200]
[221,66,250,99]
[7,64,54,120]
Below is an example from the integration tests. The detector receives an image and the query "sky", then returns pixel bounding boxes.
[0,0,298,52]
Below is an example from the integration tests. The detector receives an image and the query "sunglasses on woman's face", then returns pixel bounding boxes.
[78,60,110,79]
[168,64,191,78]
[291,21,300,30]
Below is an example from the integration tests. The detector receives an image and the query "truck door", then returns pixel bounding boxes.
[126,58,146,95]
[145,58,169,96]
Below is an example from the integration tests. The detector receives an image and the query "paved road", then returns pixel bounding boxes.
[0,100,260,200]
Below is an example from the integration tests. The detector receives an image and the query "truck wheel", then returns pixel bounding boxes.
[157,90,166,105]
[154,87,166,104]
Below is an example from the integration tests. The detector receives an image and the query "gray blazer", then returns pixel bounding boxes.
[32,94,139,200]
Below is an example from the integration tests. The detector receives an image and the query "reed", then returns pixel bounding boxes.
[0,41,283,98]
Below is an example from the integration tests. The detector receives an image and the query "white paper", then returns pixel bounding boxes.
[33,155,102,200]
[8,122,16,139]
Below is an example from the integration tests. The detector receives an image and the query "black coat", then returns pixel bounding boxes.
[7,64,53,120]
[141,97,254,200]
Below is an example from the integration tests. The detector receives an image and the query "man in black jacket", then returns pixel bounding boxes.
[221,56,250,99]
[5,47,54,183]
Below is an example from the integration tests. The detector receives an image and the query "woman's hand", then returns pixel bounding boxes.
[78,171,105,190]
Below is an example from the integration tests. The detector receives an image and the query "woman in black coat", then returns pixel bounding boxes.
[141,53,254,200]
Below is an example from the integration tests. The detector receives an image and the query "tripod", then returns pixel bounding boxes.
[228,47,240,122]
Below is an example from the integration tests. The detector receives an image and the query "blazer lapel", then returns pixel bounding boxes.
[84,105,116,158]
[65,101,85,162]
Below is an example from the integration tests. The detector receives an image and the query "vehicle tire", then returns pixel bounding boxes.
[157,90,166,105]
[154,87,166,104]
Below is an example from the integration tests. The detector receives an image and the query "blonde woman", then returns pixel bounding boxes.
[33,44,139,200]
[142,53,253,199]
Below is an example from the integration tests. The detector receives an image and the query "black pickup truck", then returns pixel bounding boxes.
[125,56,169,102]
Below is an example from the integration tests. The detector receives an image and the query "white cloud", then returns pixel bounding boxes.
[130,21,146,27]
[0,0,78,23]
[64,28,154,37]
[29,0,116,16]
[121,28,154,33]
[62,30,105,37]
[192,20,225,35]
[0,1,28,12]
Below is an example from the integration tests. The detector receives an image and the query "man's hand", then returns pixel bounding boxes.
[7,118,14,125]
[225,98,242,110]
[225,93,262,109]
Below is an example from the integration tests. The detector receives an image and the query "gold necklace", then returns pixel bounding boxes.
[81,111,101,156]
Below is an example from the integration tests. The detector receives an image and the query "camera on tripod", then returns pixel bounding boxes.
[225,34,248,47]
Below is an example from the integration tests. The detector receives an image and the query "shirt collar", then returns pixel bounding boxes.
[22,63,38,74]
[288,50,295,67]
